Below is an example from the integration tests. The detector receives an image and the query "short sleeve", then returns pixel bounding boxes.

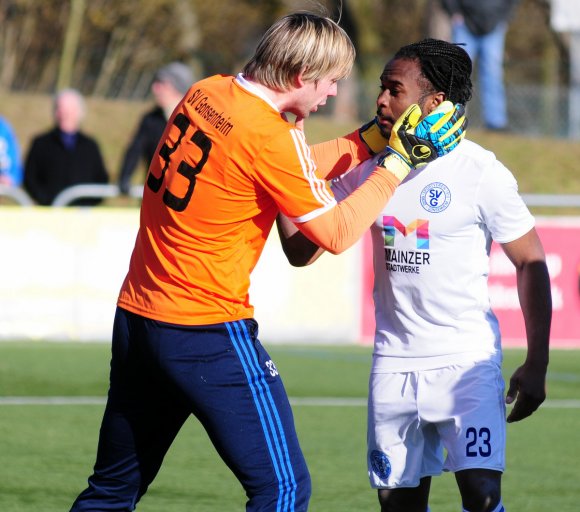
[253,128,337,223]
[476,160,535,244]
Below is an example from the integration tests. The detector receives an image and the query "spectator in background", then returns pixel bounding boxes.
[441,0,520,131]
[23,89,109,206]
[117,62,194,195]
[0,116,23,187]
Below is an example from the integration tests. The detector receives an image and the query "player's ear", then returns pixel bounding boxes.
[425,91,446,114]
[295,70,307,88]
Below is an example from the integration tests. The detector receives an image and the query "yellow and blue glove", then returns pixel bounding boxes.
[379,101,467,180]
[412,101,467,158]
[358,117,388,155]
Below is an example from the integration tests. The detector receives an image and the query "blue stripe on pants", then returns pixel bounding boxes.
[70,309,310,511]
[227,320,298,511]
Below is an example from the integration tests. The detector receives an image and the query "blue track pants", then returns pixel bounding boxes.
[70,307,311,511]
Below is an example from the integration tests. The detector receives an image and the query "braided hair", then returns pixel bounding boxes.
[393,38,473,104]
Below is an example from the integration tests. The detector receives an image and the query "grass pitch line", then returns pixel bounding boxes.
[0,396,107,405]
[1,396,580,408]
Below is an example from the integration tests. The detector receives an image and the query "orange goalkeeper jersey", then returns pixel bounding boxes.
[118,74,368,325]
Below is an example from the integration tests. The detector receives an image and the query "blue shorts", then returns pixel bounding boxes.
[71,307,310,511]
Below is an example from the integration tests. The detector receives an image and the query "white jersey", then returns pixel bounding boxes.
[332,139,535,372]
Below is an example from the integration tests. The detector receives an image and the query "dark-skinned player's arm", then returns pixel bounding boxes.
[277,213,324,267]
[502,228,552,423]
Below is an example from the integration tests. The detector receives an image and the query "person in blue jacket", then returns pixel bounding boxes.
[0,116,23,186]
[441,0,520,131]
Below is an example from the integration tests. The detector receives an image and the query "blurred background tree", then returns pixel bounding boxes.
[0,0,575,133]
[0,0,569,94]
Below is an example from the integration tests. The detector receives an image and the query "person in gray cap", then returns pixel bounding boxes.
[117,61,194,195]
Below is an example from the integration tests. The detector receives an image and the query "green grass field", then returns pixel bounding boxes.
[0,342,579,511]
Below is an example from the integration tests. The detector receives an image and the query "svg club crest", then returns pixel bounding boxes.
[370,450,391,480]
[420,182,451,213]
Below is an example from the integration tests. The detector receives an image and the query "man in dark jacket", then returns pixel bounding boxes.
[24,89,109,206]
[117,62,194,195]
[441,0,520,131]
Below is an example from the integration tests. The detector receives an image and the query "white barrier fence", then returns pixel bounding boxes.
[0,207,362,344]
[1,206,579,347]
[3,184,580,209]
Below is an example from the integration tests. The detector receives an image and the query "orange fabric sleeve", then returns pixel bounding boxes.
[296,167,400,254]
[309,130,373,180]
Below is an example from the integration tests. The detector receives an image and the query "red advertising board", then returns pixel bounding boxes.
[489,218,580,348]
[360,218,580,348]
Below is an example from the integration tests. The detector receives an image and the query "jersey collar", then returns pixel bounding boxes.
[235,73,280,113]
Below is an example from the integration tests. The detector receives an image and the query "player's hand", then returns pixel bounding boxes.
[413,100,467,158]
[505,362,547,423]
[378,101,467,180]
[358,117,388,155]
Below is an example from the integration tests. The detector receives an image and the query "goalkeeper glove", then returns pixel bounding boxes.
[358,117,388,155]
[378,101,467,180]
[413,101,467,158]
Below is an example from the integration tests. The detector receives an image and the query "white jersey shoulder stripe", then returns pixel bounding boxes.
[289,128,335,206]
[289,201,336,224]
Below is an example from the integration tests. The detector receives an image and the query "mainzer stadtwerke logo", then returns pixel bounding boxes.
[420,182,451,213]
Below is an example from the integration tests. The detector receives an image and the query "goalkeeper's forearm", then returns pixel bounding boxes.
[309,129,377,181]
[296,166,401,255]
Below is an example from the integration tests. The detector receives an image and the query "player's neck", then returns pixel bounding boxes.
[244,77,298,115]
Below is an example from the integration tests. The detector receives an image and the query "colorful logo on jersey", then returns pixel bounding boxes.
[383,216,429,250]
[420,182,451,213]
[370,450,391,480]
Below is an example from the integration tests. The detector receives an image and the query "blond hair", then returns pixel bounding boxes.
[242,12,355,91]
